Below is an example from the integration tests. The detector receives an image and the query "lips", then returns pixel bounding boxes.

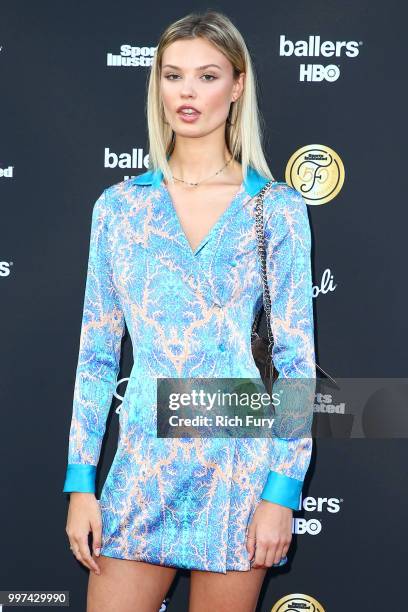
[177,105,201,114]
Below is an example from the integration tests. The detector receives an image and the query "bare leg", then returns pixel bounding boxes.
[189,567,268,612]
[87,553,178,612]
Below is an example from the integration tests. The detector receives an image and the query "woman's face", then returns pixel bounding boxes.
[160,37,244,137]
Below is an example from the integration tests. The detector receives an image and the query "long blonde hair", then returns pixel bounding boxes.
[145,10,274,184]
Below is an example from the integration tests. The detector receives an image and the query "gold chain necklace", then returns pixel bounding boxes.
[170,156,233,187]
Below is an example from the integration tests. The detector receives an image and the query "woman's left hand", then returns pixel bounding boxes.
[246,499,293,568]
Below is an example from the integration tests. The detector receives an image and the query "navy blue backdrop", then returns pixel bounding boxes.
[1,1,407,610]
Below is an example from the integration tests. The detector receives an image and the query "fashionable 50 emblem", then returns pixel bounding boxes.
[271,592,325,611]
[285,143,345,205]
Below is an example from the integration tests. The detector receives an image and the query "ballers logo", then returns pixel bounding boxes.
[0,261,12,277]
[293,493,343,536]
[285,144,345,205]
[279,34,362,82]
[271,593,325,611]
[104,146,149,181]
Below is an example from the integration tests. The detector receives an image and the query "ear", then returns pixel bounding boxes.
[232,72,245,102]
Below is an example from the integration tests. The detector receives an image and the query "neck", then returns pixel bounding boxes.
[169,153,232,183]
[167,127,240,184]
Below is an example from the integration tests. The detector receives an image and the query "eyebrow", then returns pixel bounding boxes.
[162,63,222,70]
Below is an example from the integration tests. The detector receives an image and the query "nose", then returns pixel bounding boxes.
[179,77,197,97]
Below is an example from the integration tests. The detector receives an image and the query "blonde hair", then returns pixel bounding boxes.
[145,10,275,184]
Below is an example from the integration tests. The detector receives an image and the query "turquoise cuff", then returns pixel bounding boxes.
[260,471,303,510]
[62,464,97,493]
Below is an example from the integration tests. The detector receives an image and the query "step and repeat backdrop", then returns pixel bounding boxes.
[1,1,407,611]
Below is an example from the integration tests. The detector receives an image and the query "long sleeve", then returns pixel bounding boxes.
[259,184,316,510]
[62,189,125,493]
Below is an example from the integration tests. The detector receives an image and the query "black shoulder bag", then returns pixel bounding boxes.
[250,181,337,396]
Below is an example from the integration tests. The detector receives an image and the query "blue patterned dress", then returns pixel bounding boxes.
[62,165,316,573]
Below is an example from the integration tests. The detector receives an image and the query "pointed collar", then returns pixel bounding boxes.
[132,164,270,198]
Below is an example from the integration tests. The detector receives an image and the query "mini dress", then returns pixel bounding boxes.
[62,164,316,574]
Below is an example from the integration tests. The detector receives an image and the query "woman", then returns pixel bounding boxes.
[63,10,316,612]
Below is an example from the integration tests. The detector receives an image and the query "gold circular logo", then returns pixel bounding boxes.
[285,144,345,205]
[271,592,325,611]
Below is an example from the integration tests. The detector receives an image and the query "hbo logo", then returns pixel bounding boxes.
[293,518,322,535]
[299,64,340,82]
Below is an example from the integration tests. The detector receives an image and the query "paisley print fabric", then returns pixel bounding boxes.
[62,165,316,573]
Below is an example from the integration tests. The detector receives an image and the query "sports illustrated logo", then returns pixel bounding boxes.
[279,34,362,82]
[285,144,345,204]
[104,147,149,179]
[314,392,345,415]
[0,165,14,178]
[271,592,325,611]
[107,45,156,67]
[0,261,12,277]
[293,493,343,536]
[313,268,337,298]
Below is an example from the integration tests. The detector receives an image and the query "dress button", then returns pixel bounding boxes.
[230,260,237,267]
[218,342,226,352]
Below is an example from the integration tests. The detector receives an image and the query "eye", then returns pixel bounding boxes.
[163,73,217,82]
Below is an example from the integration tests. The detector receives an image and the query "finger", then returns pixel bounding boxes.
[69,542,81,559]
[252,539,267,569]
[273,541,289,566]
[81,537,101,574]
[91,519,102,558]
[78,537,99,573]
[70,538,90,570]
[68,535,80,557]
[278,536,290,562]
[265,545,277,567]
[245,526,256,561]
[265,541,283,567]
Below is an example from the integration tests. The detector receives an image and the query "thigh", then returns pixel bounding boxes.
[87,553,177,612]
[189,567,268,612]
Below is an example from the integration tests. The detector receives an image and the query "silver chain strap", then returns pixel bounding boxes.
[251,181,337,385]
[251,180,277,375]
